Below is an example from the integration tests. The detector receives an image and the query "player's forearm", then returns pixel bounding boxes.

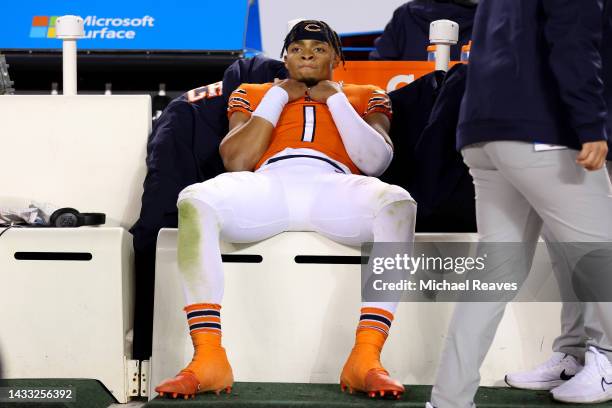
[221,86,290,172]
[326,92,393,176]
[219,117,274,171]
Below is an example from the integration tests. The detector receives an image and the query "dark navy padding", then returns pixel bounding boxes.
[384,66,476,232]
[604,0,612,150]
[413,63,476,231]
[369,0,476,61]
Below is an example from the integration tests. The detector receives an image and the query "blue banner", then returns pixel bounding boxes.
[1,0,249,51]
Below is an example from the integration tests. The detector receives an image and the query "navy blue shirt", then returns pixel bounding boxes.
[370,0,476,61]
[604,0,612,138]
[457,0,608,151]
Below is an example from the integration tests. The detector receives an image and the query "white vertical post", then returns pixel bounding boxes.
[55,15,84,96]
[434,45,452,72]
[62,40,77,96]
[429,20,459,72]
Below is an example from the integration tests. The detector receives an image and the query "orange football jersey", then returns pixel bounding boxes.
[227,83,392,174]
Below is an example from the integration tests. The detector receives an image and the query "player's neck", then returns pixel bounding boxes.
[290,78,332,87]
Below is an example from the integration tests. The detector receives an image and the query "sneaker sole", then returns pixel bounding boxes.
[552,389,612,404]
[504,375,565,391]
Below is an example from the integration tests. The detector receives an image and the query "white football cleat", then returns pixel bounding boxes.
[504,352,582,390]
[551,346,612,404]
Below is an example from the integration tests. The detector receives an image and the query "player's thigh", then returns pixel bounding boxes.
[178,171,290,242]
[308,173,414,245]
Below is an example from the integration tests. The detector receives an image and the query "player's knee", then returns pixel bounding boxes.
[177,179,219,213]
[177,198,219,232]
[378,185,416,214]
[178,184,210,206]
[177,200,202,271]
[382,199,417,223]
[178,199,199,228]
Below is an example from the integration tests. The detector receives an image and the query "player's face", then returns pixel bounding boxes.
[284,39,340,87]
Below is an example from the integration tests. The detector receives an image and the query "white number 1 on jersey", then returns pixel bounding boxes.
[301,106,316,143]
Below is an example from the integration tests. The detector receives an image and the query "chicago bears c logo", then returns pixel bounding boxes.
[304,23,322,32]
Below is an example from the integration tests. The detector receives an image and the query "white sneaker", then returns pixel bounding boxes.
[552,346,612,404]
[504,352,582,390]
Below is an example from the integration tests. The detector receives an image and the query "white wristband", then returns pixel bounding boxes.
[252,86,289,127]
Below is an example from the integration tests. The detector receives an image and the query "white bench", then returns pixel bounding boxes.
[0,95,151,403]
[150,229,561,399]
[0,227,135,402]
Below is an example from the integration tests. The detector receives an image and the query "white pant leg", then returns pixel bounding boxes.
[307,172,416,315]
[485,142,612,242]
[176,171,291,304]
[433,142,612,408]
[431,142,543,408]
[307,172,416,245]
[178,170,291,243]
[540,225,587,359]
[543,226,587,360]
[484,142,612,356]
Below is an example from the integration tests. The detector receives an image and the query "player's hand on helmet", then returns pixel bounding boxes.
[577,140,608,171]
[276,79,308,102]
[307,80,343,103]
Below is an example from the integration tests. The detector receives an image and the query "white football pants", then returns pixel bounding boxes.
[176,155,416,314]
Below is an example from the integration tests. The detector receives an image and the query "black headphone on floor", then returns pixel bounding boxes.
[49,208,106,228]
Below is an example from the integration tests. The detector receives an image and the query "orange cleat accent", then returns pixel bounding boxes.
[155,331,233,399]
[340,330,405,399]
[156,371,200,398]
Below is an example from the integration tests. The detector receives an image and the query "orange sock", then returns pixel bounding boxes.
[185,303,222,336]
[355,307,394,348]
[350,307,393,370]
